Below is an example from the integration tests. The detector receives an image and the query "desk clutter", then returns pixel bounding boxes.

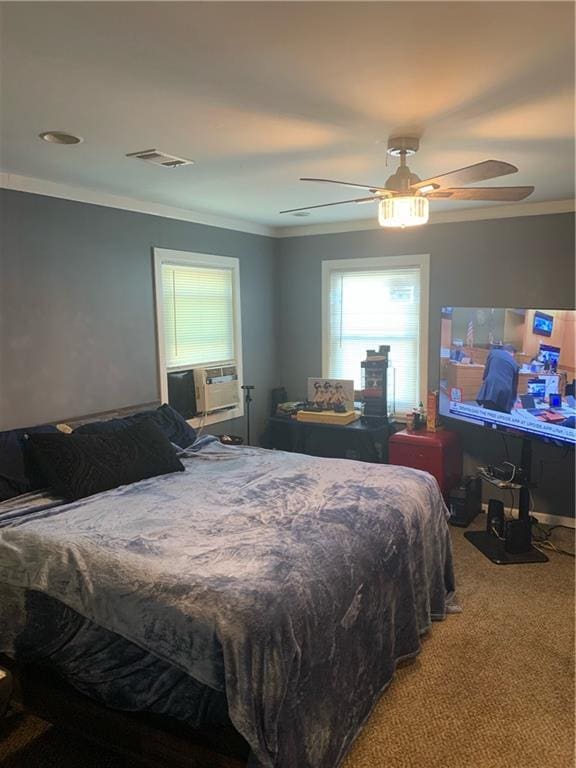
[268,370,394,461]
[273,346,396,425]
[274,400,360,425]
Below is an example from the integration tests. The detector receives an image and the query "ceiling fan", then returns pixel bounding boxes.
[280,137,535,228]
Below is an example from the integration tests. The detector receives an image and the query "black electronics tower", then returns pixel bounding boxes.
[361,345,390,421]
[448,476,482,527]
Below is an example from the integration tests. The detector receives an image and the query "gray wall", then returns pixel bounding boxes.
[276,213,575,518]
[1,189,573,517]
[0,189,278,441]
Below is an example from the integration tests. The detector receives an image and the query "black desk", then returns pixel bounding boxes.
[268,415,393,462]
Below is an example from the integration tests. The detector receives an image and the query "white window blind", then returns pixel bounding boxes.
[161,263,235,369]
[326,266,422,412]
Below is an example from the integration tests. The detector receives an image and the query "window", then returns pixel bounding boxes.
[322,255,429,414]
[154,248,243,426]
[161,263,235,368]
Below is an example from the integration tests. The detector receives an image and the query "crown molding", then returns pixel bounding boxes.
[1,171,573,240]
[0,171,274,238]
[272,199,576,238]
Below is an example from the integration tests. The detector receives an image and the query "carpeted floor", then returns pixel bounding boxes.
[1,517,574,768]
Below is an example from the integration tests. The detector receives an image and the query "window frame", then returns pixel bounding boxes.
[153,248,244,428]
[321,254,430,413]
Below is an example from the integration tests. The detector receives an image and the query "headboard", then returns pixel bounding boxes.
[53,401,161,430]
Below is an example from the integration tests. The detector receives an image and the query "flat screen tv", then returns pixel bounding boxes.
[533,311,554,337]
[539,343,560,368]
[439,307,576,446]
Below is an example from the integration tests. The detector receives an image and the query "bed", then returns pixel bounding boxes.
[0,415,456,768]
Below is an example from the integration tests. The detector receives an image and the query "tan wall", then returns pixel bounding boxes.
[562,316,575,377]
[503,309,526,349]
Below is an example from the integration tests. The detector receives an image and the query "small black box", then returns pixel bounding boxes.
[449,476,482,527]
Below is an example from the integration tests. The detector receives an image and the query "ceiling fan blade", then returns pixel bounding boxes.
[427,186,535,201]
[300,177,389,193]
[411,160,518,191]
[280,196,379,214]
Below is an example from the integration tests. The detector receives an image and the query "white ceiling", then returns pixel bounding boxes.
[1,1,574,231]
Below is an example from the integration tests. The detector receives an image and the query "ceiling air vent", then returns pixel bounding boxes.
[126,149,194,168]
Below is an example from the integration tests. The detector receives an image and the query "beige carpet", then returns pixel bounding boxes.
[343,519,575,768]
[2,519,574,768]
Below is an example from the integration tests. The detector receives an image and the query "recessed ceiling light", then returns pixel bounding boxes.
[38,131,83,145]
[292,211,311,217]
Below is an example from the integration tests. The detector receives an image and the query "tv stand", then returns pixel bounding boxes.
[465,438,548,564]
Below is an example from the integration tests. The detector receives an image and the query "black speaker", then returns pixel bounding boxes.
[486,499,505,537]
[167,370,197,419]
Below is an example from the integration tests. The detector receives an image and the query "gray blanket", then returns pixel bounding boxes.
[0,438,456,767]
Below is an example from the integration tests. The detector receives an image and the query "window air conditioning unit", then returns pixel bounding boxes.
[194,365,240,414]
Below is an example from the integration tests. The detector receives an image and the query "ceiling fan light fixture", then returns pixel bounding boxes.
[291,144,532,224]
[378,196,429,228]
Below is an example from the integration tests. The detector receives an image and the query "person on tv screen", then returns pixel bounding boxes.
[476,344,520,413]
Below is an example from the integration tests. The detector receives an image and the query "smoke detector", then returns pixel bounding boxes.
[126,149,194,168]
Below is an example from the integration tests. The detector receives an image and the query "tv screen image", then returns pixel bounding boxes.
[539,343,561,368]
[439,307,576,446]
[533,311,554,337]
[526,378,546,399]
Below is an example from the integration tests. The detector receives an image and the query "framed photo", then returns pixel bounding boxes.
[307,378,354,410]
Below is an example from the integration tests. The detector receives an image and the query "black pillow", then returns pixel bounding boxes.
[27,418,185,501]
[0,423,60,501]
[74,404,197,449]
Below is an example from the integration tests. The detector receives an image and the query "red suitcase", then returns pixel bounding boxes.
[388,429,462,500]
